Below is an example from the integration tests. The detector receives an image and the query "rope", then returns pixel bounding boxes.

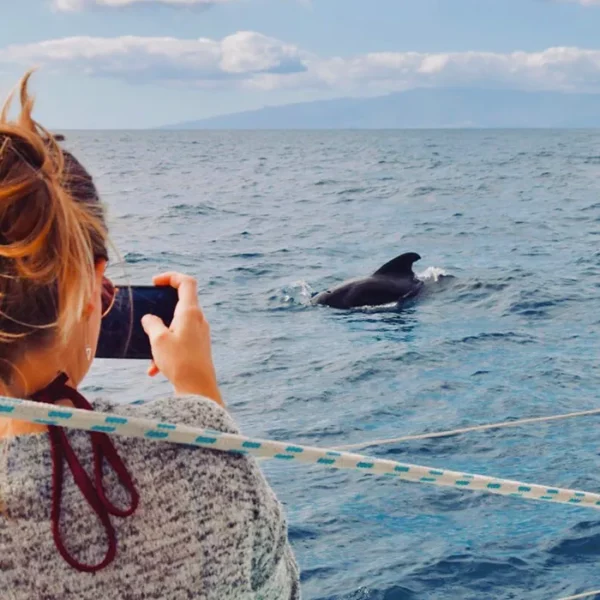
[334,407,600,451]
[336,403,600,600]
[557,591,600,600]
[1,395,599,510]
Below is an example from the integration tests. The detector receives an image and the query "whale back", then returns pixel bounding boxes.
[373,252,421,278]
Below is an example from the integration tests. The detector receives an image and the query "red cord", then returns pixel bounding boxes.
[31,374,139,572]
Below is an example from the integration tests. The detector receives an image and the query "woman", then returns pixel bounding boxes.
[0,72,300,599]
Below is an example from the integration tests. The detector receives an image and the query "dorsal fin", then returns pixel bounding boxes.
[373,252,421,277]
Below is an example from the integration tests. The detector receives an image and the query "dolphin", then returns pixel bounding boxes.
[312,252,423,309]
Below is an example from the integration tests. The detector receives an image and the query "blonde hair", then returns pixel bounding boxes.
[0,70,107,381]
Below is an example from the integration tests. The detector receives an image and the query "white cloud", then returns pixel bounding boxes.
[50,0,600,11]
[53,0,232,10]
[313,47,600,93]
[561,0,600,5]
[3,34,600,94]
[0,33,308,83]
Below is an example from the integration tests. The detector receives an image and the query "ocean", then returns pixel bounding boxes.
[67,129,600,599]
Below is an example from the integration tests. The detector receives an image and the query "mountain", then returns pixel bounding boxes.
[161,88,600,129]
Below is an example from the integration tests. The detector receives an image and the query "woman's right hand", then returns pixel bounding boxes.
[141,272,224,406]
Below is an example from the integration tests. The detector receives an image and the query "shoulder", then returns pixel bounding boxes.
[90,393,271,497]
[93,393,240,435]
[90,393,259,495]
[92,394,292,547]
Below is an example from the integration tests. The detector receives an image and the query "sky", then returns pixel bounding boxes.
[2,0,600,128]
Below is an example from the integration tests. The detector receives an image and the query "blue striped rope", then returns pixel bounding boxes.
[1,395,598,510]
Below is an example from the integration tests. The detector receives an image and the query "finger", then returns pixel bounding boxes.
[147,360,159,377]
[152,272,198,308]
[152,272,171,285]
[141,314,169,343]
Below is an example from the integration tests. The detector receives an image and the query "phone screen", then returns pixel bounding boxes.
[95,285,179,359]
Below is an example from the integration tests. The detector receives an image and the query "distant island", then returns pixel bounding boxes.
[160,88,600,130]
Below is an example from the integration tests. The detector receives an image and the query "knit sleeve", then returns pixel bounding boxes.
[98,394,301,599]
[250,464,301,599]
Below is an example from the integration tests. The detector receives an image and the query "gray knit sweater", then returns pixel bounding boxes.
[0,395,300,600]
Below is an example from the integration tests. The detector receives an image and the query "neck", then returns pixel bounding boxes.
[0,351,75,439]
[0,349,69,399]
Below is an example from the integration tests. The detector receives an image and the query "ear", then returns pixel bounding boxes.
[83,259,107,319]
[95,259,107,278]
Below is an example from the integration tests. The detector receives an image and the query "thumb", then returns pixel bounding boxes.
[141,314,169,343]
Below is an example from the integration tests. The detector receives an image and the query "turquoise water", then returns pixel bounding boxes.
[70,130,600,599]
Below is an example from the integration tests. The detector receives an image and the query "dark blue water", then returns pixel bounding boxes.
[68,130,600,600]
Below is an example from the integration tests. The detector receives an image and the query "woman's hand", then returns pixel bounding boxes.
[141,272,223,406]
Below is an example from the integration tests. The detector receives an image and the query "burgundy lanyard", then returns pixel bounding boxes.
[31,374,139,572]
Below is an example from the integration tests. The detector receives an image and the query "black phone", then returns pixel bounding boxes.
[95,285,179,360]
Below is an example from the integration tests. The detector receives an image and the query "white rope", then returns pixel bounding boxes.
[337,404,600,600]
[336,401,600,600]
[1,395,600,510]
[557,590,600,600]
[333,407,600,451]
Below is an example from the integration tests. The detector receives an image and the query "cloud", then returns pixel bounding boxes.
[50,0,600,11]
[3,33,600,94]
[308,47,600,93]
[560,0,600,5]
[0,33,308,84]
[53,0,233,10]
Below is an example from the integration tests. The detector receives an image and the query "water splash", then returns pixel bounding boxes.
[352,302,403,313]
[280,280,315,306]
[417,266,449,282]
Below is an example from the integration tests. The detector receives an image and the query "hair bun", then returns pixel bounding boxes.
[0,70,108,361]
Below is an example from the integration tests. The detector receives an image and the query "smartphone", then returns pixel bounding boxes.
[95,285,179,359]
